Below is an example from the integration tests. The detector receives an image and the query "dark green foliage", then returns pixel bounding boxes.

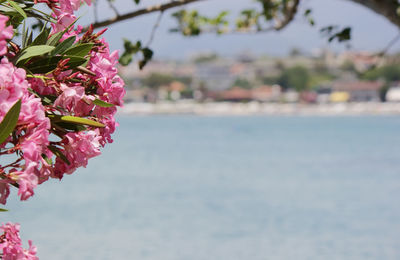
[119,39,153,68]
[142,73,174,88]
[232,78,252,89]
[362,65,400,82]
[278,65,310,91]
[320,26,352,42]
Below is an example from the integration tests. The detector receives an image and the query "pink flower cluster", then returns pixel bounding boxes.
[0,16,13,55]
[0,57,50,203]
[0,223,37,260]
[0,0,125,203]
[0,1,124,258]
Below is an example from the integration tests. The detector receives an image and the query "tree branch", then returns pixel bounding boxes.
[274,0,300,30]
[146,11,164,47]
[86,0,204,31]
[349,0,400,29]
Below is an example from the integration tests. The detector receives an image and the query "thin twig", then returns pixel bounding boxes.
[93,0,98,22]
[146,11,164,47]
[378,31,400,56]
[274,0,300,30]
[107,0,120,16]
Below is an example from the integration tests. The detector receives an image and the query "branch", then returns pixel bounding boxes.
[274,0,300,30]
[86,0,204,31]
[349,0,400,29]
[377,31,400,56]
[146,11,164,47]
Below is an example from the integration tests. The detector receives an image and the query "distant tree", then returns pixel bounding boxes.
[289,47,302,57]
[278,66,310,91]
[340,60,357,73]
[361,65,400,82]
[193,53,219,63]
[142,73,174,88]
[232,78,253,89]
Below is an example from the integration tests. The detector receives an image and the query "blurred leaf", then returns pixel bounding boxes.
[48,115,105,128]
[41,153,52,165]
[93,99,115,107]
[0,208,8,212]
[7,0,27,19]
[59,116,105,128]
[0,100,21,145]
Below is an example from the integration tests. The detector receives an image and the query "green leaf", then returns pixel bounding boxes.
[0,208,8,212]
[26,55,87,74]
[48,145,70,165]
[55,121,87,132]
[59,116,105,128]
[31,26,51,46]
[0,100,21,144]
[48,114,105,128]
[51,36,76,55]
[7,0,27,19]
[46,19,77,46]
[93,99,115,107]
[41,153,52,165]
[24,30,33,48]
[63,43,93,57]
[16,45,55,65]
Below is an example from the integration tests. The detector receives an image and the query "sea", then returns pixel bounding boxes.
[3,115,400,259]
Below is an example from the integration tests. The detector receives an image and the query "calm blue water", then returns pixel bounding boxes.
[3,116,400,259]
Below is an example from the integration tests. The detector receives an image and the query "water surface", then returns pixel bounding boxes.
[4,116,400,259]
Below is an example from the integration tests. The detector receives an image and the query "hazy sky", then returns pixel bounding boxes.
[79,0,400,59]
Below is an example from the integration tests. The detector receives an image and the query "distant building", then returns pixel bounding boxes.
[195,63,235,90]
[251,85,281,102]
[218,87,252,102]
[331,80,384,102]
[283,90,299,103]
[330,91,350,103]
[386,86,400,102]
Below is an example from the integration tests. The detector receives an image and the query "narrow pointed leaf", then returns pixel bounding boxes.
[31,26,51,46]
[0,208,8,212]
[0,100,21,144]
[51,36,76,55]
[93,99,115,107]
[16,45,55,65]
[7,0,27,19]
[63,43,93,57]
[26,55,87,74]
[48,145,70,165]
[59,116,105,128]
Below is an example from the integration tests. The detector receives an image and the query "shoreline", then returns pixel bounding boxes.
[119,101,400,116]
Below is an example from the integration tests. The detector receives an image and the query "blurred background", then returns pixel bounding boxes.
[4,0,400,259]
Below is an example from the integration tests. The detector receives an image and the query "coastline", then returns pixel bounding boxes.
[119,101,400,116]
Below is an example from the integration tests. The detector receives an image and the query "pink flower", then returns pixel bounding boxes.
[0,59,29,118]
[54,84,94,115]
[0,15,13,55]
[53,131,101,178]
[0,59,50,203]
[0,223,38,260]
